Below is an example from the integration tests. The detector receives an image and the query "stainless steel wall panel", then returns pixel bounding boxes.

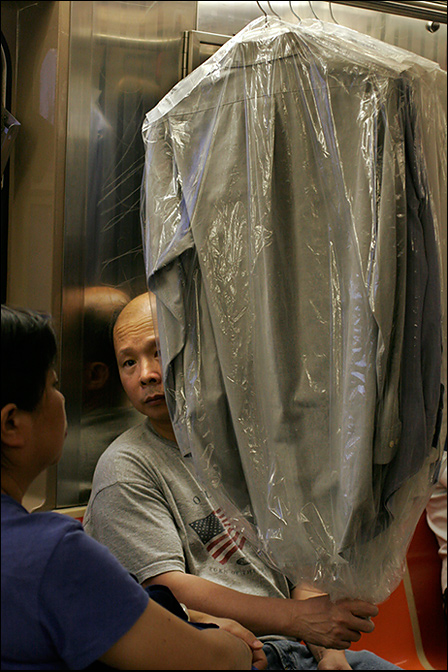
[182,30,231,77]
[56,0,197,507]
[4,0,71,512]
[56,0,95,509]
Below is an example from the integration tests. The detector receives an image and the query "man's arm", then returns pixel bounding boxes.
[144,570,377,650]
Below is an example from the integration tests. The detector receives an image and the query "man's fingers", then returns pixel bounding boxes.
[359,617,375,634]
[332,639,353,650]
[251,647,268,670]
[347,629,362,643]
[349,615,375,634]
[349,601,379,619]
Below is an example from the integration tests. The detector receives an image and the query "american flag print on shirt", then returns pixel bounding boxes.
[189,508,246,564]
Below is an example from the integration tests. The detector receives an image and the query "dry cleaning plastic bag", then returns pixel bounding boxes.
[141,16,446,602]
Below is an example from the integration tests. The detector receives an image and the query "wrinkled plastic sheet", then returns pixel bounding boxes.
[141,16,447,602]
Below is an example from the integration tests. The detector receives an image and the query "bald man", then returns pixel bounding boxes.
[84,293,401,671]
[111,292,175,442]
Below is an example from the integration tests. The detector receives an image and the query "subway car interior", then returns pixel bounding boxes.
[1,1,447,670]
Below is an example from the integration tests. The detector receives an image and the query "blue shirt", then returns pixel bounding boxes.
[1,494,149,670]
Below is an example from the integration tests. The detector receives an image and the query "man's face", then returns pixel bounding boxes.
[113,296,170,424]
[31,368,68,468]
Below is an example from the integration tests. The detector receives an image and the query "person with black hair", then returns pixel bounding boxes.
[1,304,264,671]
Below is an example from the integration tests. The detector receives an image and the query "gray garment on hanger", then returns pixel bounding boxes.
[141,17,445,601]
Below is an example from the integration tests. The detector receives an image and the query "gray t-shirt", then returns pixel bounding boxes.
[84,418,290,598]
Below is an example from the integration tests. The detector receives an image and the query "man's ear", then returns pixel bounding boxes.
[1,404,27,447]
[84,362,110,391]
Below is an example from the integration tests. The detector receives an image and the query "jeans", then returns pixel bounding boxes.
[263,640,402,670]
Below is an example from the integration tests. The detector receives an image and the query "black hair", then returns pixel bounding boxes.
[1,305,57,412]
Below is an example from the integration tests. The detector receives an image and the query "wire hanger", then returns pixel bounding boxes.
[329,2,340,25]
[308,1,320,21]
[256,0,268,22]
[289,1,302,22]
[267,1,281,19]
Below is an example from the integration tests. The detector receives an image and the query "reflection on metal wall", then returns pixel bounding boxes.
[57,1,197,507]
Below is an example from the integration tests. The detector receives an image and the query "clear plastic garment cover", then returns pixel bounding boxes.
[141,16,447,602]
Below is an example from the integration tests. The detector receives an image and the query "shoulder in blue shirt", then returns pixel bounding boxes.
[1,493,148,670]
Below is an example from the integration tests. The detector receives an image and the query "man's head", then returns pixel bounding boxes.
[82,286,130,411]
[113,293,175,441]
[1,306,67,485]
[1,306,58,412]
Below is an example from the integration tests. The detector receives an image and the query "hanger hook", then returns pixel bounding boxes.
[329,1,340,25]
[256,1,268,19]
[289,1,302,22]
[267,1,281,18]
[308,1,320,20]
